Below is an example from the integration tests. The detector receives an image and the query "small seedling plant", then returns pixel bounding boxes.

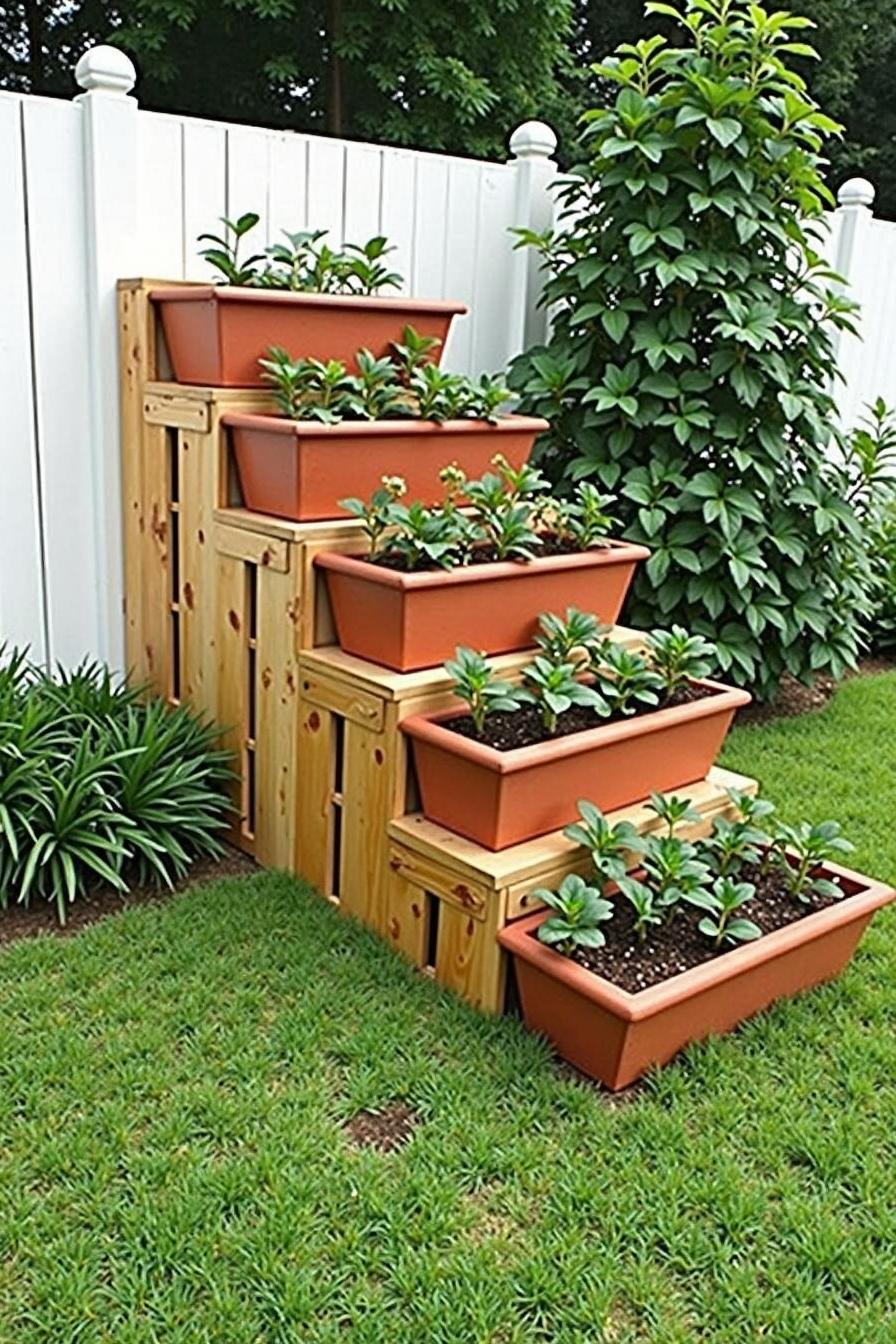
[530,792,855,972]
[534,874,614,954]
[348,460,621,570]
[260,332,510,425]
[444,613,723,744]
[444,648,524,734]
[199,217,402,294]
[519,656,606,735]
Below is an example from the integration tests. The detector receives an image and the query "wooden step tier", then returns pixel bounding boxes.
[385,767,758,1014]
[296,629,646,928]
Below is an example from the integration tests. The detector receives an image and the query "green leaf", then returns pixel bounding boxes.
[706,117,742,148]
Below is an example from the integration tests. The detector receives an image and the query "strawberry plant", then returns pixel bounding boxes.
[509,0,872,698]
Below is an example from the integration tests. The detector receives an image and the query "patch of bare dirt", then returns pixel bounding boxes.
[343,1101,420,1152]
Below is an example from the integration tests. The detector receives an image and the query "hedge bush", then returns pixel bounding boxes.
[0,651,233,922]
[510,0,871,699]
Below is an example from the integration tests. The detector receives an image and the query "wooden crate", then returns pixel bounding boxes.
[118,278,367,867]
[385,767,759,1013]
[296,627,646,931]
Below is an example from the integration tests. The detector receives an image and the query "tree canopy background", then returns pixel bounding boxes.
[2,0,895,214]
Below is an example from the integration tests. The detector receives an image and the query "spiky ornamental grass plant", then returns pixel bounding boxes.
[0,651,233,923]
[510,0,871,699]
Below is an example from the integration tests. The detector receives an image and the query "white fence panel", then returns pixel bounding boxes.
[0,95,47,662]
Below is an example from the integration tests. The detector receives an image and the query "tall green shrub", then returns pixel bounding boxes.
[510,0,871,698]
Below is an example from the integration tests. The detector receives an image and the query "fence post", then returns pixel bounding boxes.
[508,120,558,353]
[831,178,876,424]
[74,45,140,671]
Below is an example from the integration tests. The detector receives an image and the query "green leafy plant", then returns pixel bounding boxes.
[340,476,406,557]
[842,399,896,651]
[199,218,403,294]
[707,815,768,878]
[509,0,871,699]
[686,877,762,949]
[563,799,644,885]
[0,652,234,924]
[391,325,443,382]
[534,873,615,954]
[260,332,511,426]
[520,655,606,734]
[536,608,609,665]
[444,647,524,734]
[646,627,717,697]
[198,212,266,285]
[592,644,663,717]
[641,834,712,918]
[618,874,664,943]
[773,820,854,902]
[646,791,700,838]
[387,501,462,570]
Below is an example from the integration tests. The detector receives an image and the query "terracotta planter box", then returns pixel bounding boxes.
[400,678,751,850]
[150,286,467,387]
[499,860,895,1089]
[315,541,650,671]
[224,413,549,523]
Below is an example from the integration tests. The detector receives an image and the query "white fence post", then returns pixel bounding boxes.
[74,45,140,671]
[831,178,876,427]
[508,120,558,352]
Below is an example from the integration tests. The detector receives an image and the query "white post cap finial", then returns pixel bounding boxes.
[509,120,558,160]
[838,177,876,209]
[75,45,137,95]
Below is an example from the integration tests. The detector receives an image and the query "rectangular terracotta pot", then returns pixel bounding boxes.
[314,542,650,671]
[223,413,549,523]
[400,678,751,850]
[150,286,467,387]
[498,860,895,1090]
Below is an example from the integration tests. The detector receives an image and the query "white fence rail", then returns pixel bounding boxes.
[0,43,894,673]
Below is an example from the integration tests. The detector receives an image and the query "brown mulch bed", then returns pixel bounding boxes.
[342,1101,420,1152]
[737,656,896,728]
[564,861,842,994]
[0,846,257,950]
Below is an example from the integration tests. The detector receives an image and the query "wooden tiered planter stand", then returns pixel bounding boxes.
[385,768,758,1013]
[117,278,762,1028]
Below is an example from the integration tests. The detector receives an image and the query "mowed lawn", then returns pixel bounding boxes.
[1,673,896,1343]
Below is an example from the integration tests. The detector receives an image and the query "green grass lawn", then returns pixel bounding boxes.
[2,673,896,1343]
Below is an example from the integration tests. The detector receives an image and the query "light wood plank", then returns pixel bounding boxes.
[254,562,303,868]
[215,523,289,573]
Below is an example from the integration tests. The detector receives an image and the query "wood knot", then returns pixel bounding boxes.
[183,581,194,610]
[453,884,477,910]
[374,748,384,766]
[198,528,205,544]
[228,609,240,632]
[261,666,273,689]
[261,548,272,566]
[388,918,399,940]
[307,710,321,732]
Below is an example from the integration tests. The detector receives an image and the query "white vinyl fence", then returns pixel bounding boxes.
[1,43,894,674]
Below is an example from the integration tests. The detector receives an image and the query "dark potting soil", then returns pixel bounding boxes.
[447,682,712,751]
[555,862,844,994]
[369,533,590,573]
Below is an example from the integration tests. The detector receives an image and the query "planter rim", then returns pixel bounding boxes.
[221,411,550,439]
[498,858,895,1021]
[400,677,751,775]
[314,539,651,589]
[149,284,468,316]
